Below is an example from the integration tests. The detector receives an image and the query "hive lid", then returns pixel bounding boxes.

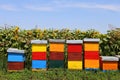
[31,40,47,44]
[101,56,119,61]
[83,38,100,42]
[66,40,83,44]
[49,39,65,43]
[7,48,25,53]
[115,55,120,58]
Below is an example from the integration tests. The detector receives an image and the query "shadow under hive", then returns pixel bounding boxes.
[31,40,47,70]
[49,39,65,68]
[83,38,100,70]
[7,48,25,71]
[67,40,83,70]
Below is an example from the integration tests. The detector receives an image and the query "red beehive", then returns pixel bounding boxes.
[32,52,46,60]
[68,52,82,61]
[8,62,24,70]
[49,52,64,60]
[84,51,100,60]
[67,40,83,70]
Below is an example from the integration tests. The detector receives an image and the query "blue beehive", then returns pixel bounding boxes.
[7,48,25,71]
[7,48,25,62]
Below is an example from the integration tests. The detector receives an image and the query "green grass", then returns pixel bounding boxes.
[0,69,120,80]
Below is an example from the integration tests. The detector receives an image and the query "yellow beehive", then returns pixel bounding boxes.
[68,61,82,70]
[84,43,99,51]
[50,43,64,52]
[32,44,47,52]
[84,60,99,68]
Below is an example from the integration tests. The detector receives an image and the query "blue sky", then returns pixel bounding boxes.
[0,0,120,33]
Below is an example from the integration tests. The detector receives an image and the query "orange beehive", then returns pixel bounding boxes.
[83,38,100,70]
[100,56,119,71]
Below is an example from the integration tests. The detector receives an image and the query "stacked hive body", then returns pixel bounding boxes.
[67,40,83,70]
[31,40,47,71]
[49,39,65,68]
[7,48,25,72]
[100,56,119,71]
[83,38,100,70]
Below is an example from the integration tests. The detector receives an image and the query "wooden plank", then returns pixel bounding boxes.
[84,43,99,51]
[67,44,82,53]
[68,52,82,61]
[84,60,100,68]
[8,62,24,70]
[49,52,64,60]
[32,52,46,60]
[50,43,64,52]
[68,61,82,70]
[32,44,47,52]
[102,61,118,70]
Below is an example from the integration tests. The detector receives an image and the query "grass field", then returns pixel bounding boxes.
[0,69,120,80]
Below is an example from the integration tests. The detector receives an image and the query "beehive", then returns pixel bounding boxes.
[100,56,119,71]
[49,39,65,68]
[31,40,47,71]
[67,40,83,70]
[83,38,100,70]
[115,55,120,69]
[7,48,25,71]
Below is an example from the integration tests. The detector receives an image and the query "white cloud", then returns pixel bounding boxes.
[0,4,18,11]
[59,3,120,12]
[1,1,118,12]
[24,5,53,11]
[95,4,120,11]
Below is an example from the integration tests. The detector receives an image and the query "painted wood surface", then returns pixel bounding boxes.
[32,60,46,68]
[8,53,24,62]
[101,61,118,70]
[49,52,64,60]
[68,52,82,61]
[84,51,99,59]
[84,60,100,68]
[84,43,99,51]
[32,44,47,52]
[68,61,82,69]
[8,62,24,70]
[49,60,64,68]
[50,43,64,52]
[67,44,82,53]
[32,52,46,60]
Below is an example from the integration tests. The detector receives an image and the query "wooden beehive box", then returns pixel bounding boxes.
[49,39,65,68]
[115,55,120,69]
[67,40,83,70]
[100,56,119,71]
[83,38,100,70]
[31,40,47,70]
[7,48,25,71]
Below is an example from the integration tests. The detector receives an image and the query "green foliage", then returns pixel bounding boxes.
[0,26,120,71]
[0,70,120,80]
